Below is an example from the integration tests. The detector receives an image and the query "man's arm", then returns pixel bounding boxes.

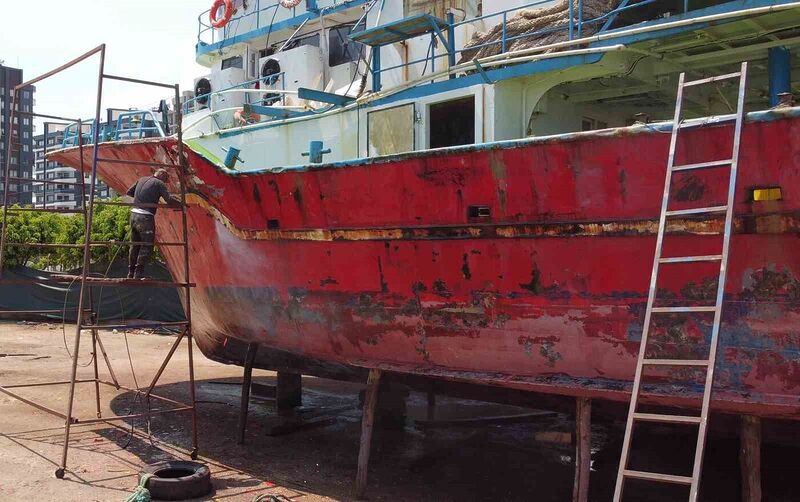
[157,179,183,207]
[126,181,138,197]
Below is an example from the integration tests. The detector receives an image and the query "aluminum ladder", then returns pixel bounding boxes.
[613,61,748,502]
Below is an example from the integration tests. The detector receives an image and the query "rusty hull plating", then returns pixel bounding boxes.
[51,111,800,419]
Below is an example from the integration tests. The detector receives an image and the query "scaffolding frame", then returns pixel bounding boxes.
[0,44,198,479]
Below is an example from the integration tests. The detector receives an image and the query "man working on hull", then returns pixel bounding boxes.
[126,168,182,279]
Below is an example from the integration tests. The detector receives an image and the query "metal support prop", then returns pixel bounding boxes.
[58,44,108,479]
[372,46,382,92]
[42,122,48,209]
[94,331,120,388]
[174,81,199,460]
[144,329,187,398]
[568,0,574,40]
[768,47,791,107]
[91,326,102,419]
[446,12,456,78]
[238,342,259,444]
[0,87,18,276]
[502,12,508,52]
[355,368,382,499]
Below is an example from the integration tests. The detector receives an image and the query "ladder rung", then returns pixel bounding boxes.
[7,177,85,186]
[6,207,85,214]
[89,240,187,247]
[90,201,187,209]
[671,159,732,172]
[633,412,702,425]
[81,321,189,330]
[682,71,741,87]
[659,255,723,264]
[642,359,710,367]
[0,308,91,315]
[623,469,694,485]
[651,306,717,313]
[5,243,87,249]
[665,205,728,217]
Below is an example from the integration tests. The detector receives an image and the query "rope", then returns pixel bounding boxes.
[60,275,95,367]
[460,0,622,62]
[123,473,153,502]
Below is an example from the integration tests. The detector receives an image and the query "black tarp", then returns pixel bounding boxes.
[0,262,185,322]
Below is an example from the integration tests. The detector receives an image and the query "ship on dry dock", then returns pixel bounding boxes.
[50,0,800,420]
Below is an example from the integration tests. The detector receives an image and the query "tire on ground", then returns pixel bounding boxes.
[142,460,212,501]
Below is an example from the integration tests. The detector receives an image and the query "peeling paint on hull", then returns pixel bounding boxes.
[51,112,800,418]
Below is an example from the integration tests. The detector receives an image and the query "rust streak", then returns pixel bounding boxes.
[185,194,800,242]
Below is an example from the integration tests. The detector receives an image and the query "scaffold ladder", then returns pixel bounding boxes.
[613,62,748,502]
[0,45,198,479]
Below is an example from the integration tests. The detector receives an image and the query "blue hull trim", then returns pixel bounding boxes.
[193,107,800,176]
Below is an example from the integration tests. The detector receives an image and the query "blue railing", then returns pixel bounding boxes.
[62,110,167,147]
[198,0,306,47]
[62,120,97,148]
[453,0,662,52]
[113,111,166,141]
[369,0,678,91]
[183,73,288,115]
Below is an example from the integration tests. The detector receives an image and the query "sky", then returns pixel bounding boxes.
[1,0,208,129]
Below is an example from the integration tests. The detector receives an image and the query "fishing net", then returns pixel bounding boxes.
[459,0,622,62]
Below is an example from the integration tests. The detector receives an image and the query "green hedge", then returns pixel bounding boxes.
[2,201,162,269]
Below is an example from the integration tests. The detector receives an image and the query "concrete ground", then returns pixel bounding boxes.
[0,322,798,502]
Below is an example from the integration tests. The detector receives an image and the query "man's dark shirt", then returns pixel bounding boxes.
[126,176,180,216]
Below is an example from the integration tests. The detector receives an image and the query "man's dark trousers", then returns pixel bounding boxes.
[129,213,155,278]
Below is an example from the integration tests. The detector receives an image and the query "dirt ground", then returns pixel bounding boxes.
[0,322,798,502]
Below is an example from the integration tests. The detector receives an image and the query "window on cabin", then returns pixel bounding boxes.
[221,56,243,70]
[328,20,366,67]
[368,104,415,156]
[404,0,481,18]
[429,96,475,149]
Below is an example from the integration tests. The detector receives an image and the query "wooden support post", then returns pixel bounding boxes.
[426,390,436,421]
[740,415,762,502]
[355,369,382,500]
[572,397,591,502]
[237,342,259,445]
[276,372,302,412]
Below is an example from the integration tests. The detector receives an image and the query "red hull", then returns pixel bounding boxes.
[52,110,800,418]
